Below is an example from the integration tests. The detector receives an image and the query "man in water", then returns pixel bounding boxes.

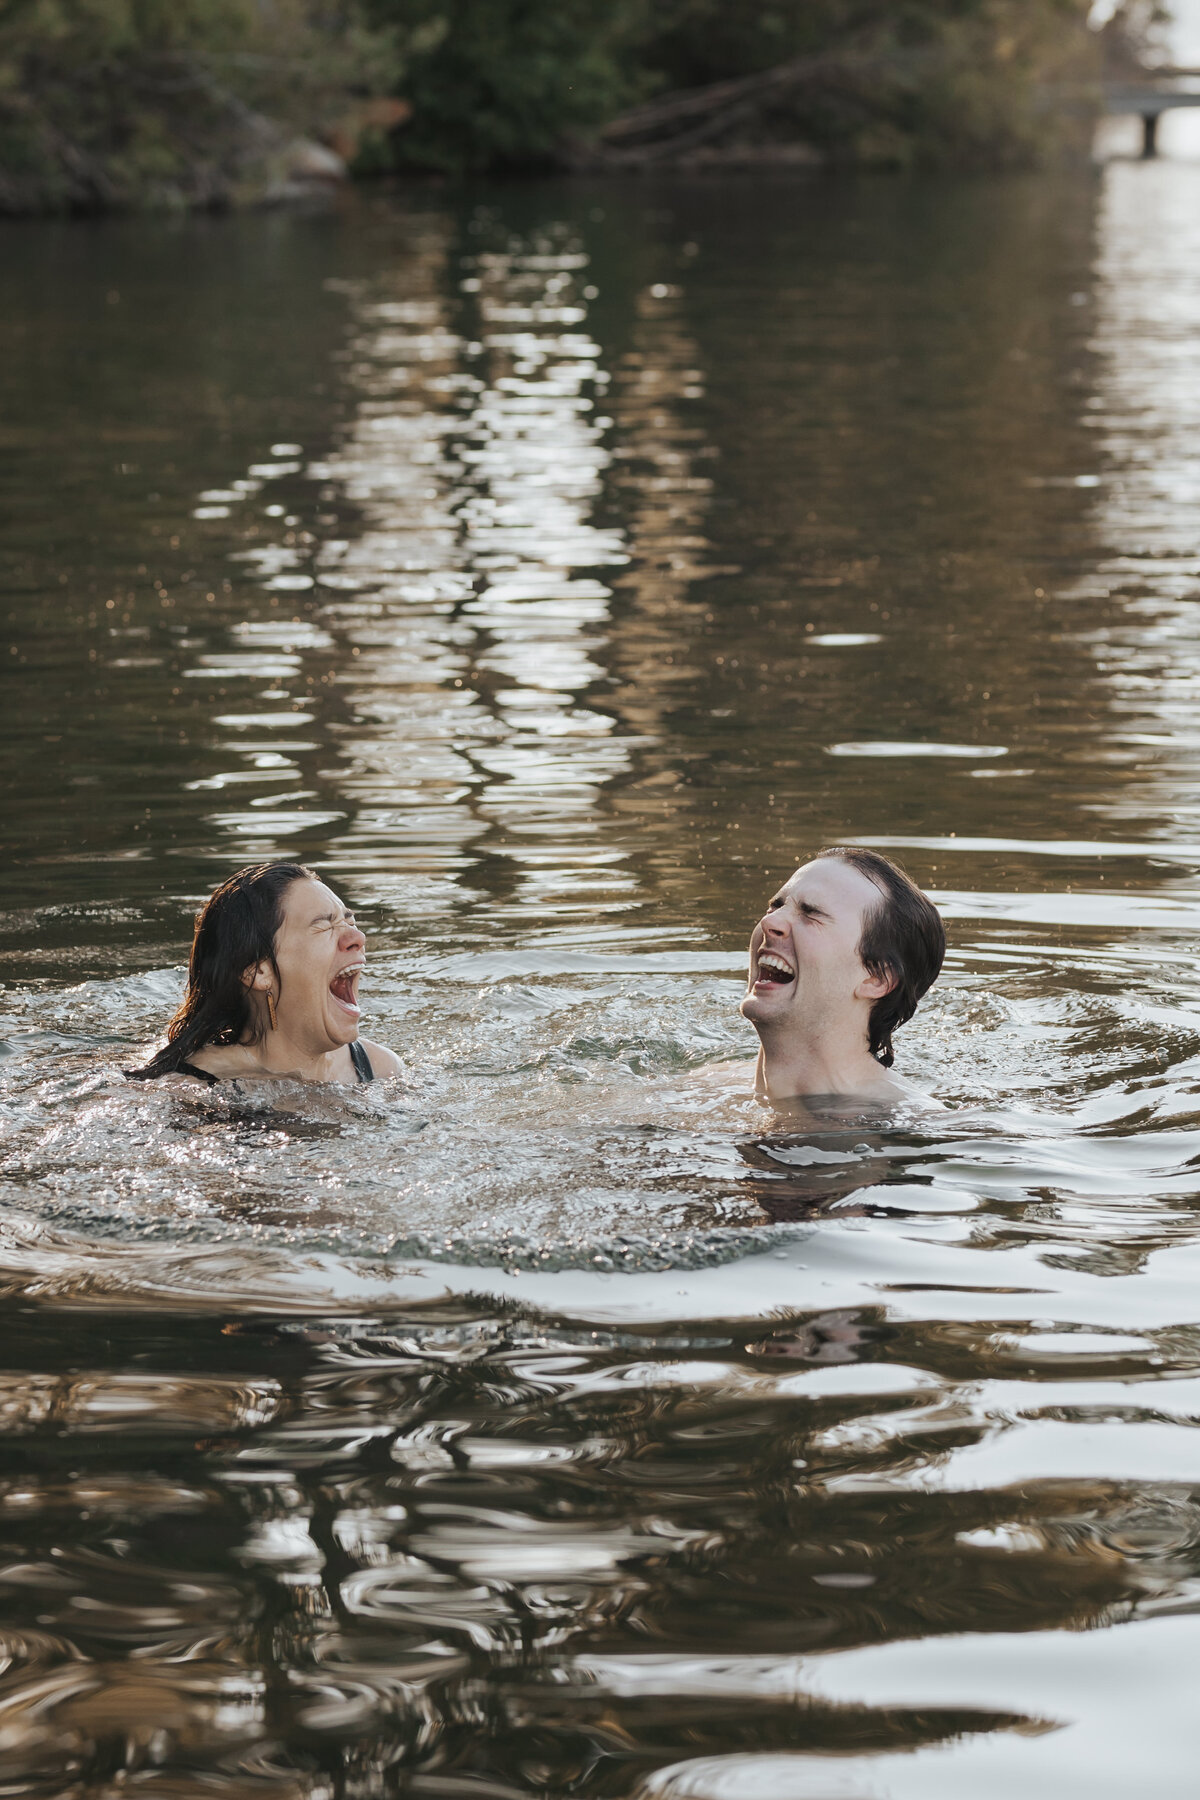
[741,846,945,1106]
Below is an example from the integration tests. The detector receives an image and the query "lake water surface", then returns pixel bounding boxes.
[2,163,1200,1796]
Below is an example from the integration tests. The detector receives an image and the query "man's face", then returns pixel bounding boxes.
[740,858,884,1032]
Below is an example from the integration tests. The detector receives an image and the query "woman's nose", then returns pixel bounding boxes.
[340,920,366,951]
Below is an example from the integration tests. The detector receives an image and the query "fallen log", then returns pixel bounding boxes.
[586,44,928,167]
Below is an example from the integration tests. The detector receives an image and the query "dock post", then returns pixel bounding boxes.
[1142,112,1160,158]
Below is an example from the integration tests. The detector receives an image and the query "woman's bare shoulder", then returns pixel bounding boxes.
[361,1038,404,1079]
[183,1043,258,1077]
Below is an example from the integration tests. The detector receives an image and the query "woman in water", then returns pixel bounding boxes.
[127,861,401,1087]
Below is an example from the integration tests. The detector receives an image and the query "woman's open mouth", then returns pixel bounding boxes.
[754,951,795,991]
[329,963,363,1018]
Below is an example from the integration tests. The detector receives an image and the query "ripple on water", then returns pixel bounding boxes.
[0,938,1199,1321]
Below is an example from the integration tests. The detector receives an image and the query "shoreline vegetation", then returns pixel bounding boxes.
[0,1,1166,216]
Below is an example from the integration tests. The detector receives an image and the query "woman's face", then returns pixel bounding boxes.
[267,878,367,1053]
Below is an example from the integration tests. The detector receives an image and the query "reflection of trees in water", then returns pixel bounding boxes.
[1068,160,1200,853]
[237,207,646,926]
[604,280,716,740]
[214,178,1142,941]
[585,180,1145,938]
[204,197,725,932]
[0,1308,1188,1789]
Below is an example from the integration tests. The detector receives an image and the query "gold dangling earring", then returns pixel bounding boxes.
[266,990,278,1031]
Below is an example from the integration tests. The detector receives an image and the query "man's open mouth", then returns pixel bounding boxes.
[329,963,363,1015]
[755,952,795,986]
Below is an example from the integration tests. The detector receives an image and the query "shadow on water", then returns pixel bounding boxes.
[4,163,1200,1793]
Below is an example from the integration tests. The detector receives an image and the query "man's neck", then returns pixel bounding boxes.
[753,1026,897,1104]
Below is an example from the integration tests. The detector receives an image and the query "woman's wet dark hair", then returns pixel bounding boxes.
[816,846,945,1069]
[126,861,316,1081]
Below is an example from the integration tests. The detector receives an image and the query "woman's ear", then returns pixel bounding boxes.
[242,960,273,992]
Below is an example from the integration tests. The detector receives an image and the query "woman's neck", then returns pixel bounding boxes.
[196,1030,350,1084]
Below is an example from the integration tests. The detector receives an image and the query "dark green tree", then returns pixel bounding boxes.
[366,0,1102,175]
[358,0,649,172]
[0,0,400,211]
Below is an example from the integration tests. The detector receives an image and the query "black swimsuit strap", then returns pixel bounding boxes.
[349,1039,374,1083]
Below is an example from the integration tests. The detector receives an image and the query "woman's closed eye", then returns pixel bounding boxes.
[313,912,355,933]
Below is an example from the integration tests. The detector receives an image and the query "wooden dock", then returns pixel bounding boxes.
[1105,81,1200,156]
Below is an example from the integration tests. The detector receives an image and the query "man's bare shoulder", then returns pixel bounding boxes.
[761,1071,944,1123]
[886,1072,946,1111]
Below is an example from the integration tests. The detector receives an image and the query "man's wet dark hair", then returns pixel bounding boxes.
[126,861,316,1081]
[816,846,945,1068]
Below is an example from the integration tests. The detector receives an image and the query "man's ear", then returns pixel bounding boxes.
[856,961,896,1002]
